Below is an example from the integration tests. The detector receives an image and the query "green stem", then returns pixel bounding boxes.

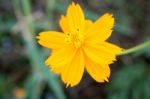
[46,0,55,19]
[117,40,150,56]
[45,0,56,29]
[20,0,66,99]
[12,0,66,99]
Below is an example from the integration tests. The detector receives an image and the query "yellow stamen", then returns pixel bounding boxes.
[65,32,84,48]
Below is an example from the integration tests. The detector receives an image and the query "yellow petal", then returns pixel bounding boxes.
[61,49,85,87]
[99,42,123,55]
[50,65,63,74]
[84,19,93,34]
[45,45,76,68]
[85,57,110,82]
[85,13,114,43]
[83,42,117,65]
[67,2,85,33]
[37,31,65,49]
[59,15,70,33]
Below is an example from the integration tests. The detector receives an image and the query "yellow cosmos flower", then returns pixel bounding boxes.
[37,2,122,87]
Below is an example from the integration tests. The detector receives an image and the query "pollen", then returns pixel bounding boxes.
[65,32,84,48]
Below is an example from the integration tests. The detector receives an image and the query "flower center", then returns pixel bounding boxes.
[65,32,84,48]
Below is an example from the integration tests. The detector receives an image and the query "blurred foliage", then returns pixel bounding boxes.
[0,0,150,99]
[108,62,150,99]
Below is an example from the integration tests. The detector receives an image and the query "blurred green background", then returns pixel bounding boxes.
[0,0,150,99]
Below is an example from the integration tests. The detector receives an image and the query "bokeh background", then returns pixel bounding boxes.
[0,0,150,99]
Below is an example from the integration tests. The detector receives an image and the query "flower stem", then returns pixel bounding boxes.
[117,40,150,56]
[12,0,66,99]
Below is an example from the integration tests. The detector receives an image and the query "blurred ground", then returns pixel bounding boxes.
[0,0,150,99]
